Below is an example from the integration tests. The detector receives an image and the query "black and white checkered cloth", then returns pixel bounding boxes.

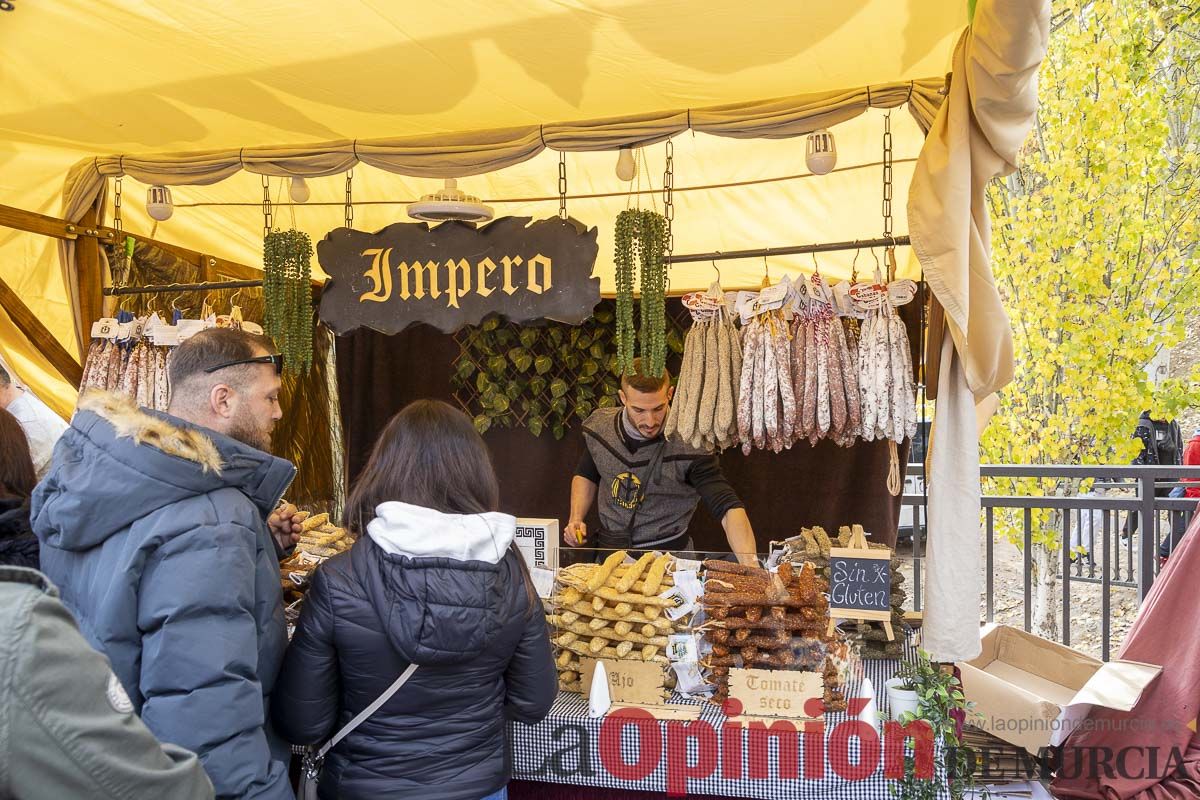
[509,641,948,799]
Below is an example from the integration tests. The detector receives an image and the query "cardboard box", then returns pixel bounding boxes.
[958,624,1160,755]
[514,518,559,571]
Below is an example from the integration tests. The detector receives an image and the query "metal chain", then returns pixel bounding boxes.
[262,174,274,237]
[662,139,675,293]
[882,111,894,242]
[557,152,568,220]
[111,176,127,287]
[113,177,123,237]
[344,170,354,229]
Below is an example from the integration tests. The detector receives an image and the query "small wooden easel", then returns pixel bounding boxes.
[826,524,895,641]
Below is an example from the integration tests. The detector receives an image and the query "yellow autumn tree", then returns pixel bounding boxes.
[983,0,1200,638]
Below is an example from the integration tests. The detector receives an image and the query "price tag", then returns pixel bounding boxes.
[659,569,702,621]
[887,279,918,307]
[807,274,832,306]
[579,658,665,706]
[176,319,206,341]
[849,282,888,311]
[90,318,119,339]
[728,668,824,720]
[149,325,181,347]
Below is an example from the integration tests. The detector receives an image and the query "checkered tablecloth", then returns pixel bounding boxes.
[509,643,947,799]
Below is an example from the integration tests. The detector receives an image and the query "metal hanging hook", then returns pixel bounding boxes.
[711,258,721,282]
[851,244,862,283]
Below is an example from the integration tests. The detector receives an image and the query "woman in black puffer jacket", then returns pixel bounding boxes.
[274,400,556,800]
[0,408,39,569]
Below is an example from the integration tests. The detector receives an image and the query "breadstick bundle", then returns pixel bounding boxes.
[699,558,852,712]
[279,510,356,611]
[549,550,682,695]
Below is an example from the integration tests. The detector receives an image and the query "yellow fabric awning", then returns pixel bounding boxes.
[0,1,968,412]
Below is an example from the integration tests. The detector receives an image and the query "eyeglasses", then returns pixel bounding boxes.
[203,353,284,375]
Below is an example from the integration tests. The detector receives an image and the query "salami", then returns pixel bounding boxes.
[751,320,768,451]
[762,319,780,452]
[802,315,819,444]
[715,319,735,447]
[698,320,720,441]
[676,323,705,443]
[775,321,797,447]
[737,323,757,455]
[825,316,847,439]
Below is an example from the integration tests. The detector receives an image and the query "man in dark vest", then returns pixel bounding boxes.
[564,359,758,566]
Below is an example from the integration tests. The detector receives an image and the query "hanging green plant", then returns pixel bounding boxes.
[614,210,638,375]
[637,211,667,377]
[263,229,313,375]
[612,208,668,377]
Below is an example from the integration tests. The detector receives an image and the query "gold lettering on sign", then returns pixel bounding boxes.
[355,252,559,307]
[501,256,522,296]
[527,254,553,295]
[476,258,498,298]
[445,259,471,309]
[359,248,394,303]
[397,260,442,301]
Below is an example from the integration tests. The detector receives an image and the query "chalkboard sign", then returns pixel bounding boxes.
[826,525,894,640]
[829,554,891,613]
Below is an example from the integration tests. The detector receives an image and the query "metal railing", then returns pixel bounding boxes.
[900,464,1200,661]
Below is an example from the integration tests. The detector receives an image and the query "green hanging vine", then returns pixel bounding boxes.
[263,229,313,374]
[613,209,668,377]
[614,211,637,375]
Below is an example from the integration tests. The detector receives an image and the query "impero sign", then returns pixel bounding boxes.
[317,216,600,335]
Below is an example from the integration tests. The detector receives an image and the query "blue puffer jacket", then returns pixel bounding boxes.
[31,391,296,800]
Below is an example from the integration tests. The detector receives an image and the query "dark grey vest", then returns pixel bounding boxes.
[582,407,708,548]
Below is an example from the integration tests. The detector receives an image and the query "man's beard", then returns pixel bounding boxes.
[227,411,273,452]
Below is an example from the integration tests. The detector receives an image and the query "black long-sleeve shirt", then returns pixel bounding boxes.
[575,430,744,522]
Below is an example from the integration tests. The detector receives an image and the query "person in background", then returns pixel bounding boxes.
[1159,426,1200,564]
[32,328,303,800]
[1123,410,1183,540]
[564,358,758,565]
[1069,478,1107,568]
[0,363,68,479]
[274,400,555,800]
[0,565,214,800]
[0,407,39,569]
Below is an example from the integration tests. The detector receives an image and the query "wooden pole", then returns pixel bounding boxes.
[75,206,104,354]
[0,276,83,387]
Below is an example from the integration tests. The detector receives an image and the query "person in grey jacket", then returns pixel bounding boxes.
[0,565,213,800]
[32,328,303,800]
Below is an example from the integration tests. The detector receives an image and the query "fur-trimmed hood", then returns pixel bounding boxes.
[31,391,295,552]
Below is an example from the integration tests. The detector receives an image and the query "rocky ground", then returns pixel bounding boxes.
[894,534,1143,660]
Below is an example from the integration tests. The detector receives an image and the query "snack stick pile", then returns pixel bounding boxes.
[700,559,852,712]
[550,551,678,696]
[279,511,354,608]
[774,525,909,659]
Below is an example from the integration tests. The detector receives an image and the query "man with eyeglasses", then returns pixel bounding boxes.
[33,328,301,800]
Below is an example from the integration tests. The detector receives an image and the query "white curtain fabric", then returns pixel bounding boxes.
[910,0,1050,662]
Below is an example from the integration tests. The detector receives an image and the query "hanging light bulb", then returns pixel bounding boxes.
[146,185,173,221]
[289,176,311,204]
[615,147,637,182]
[805,128,837,175]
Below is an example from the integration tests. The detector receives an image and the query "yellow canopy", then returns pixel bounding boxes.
[0,1,968,413]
